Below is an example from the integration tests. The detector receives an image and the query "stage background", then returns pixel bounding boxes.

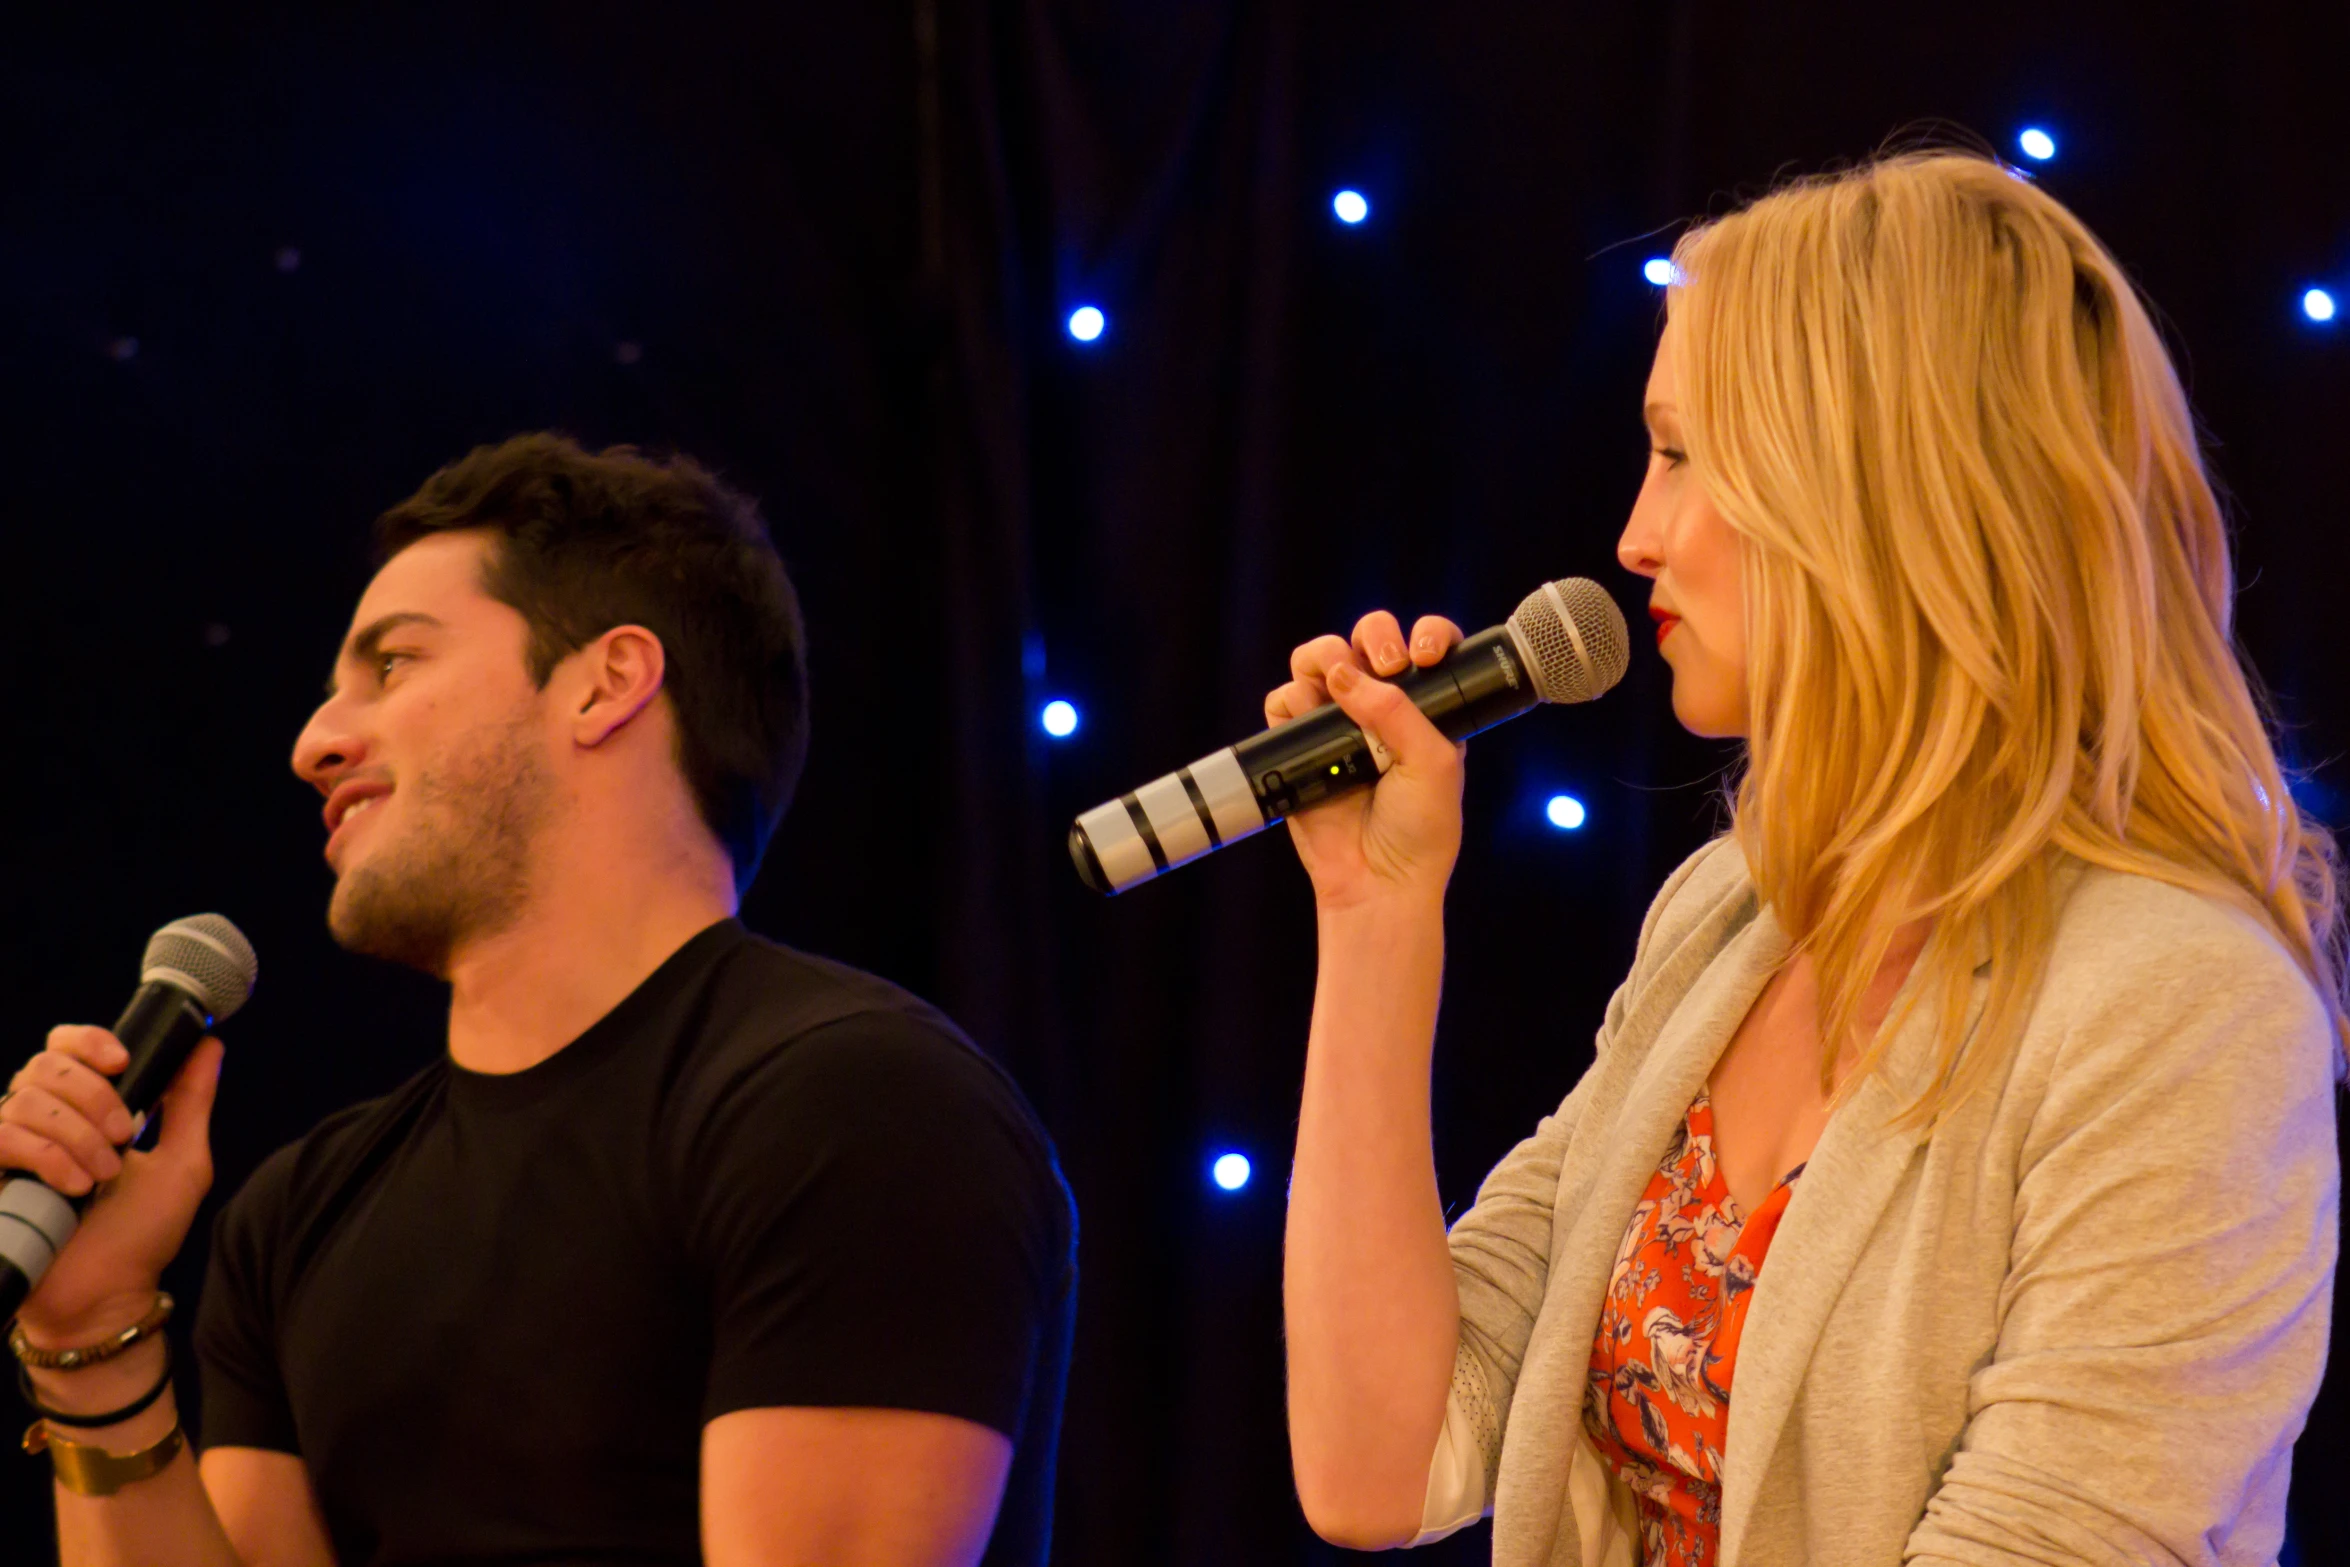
[6,3,2344,1561]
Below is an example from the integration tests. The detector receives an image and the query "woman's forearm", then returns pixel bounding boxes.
[1282,892,1460,1548]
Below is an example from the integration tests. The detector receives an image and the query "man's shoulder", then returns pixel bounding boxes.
[700,926,969,1048]
[216,1062,448,1253]
[685,928,996,1098]
[677,928,1060,1173]
[668,932,1074,1271]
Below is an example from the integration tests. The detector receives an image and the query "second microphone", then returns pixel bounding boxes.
[1070,578,1630,895]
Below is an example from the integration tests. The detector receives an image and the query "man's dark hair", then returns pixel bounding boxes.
[375,432,810,887]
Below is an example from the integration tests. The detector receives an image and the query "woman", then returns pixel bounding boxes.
[1274,151,2345,1567]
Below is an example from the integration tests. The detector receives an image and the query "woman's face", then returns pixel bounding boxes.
[1618,319,1750,739]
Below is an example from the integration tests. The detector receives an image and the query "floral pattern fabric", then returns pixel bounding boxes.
[1583,1089,1804,1567]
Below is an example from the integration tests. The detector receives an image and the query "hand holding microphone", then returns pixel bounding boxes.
[1069,577,1630,897]
[1,916,255,1344]
[1266,610,1477,913]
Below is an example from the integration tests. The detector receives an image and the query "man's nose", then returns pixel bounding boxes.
[292,699,364,789]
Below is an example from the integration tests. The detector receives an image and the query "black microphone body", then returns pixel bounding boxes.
[0,916,256,1322]
[1233,624,1537,821]
[1071,579,1629,894]
[108,982,221,1124]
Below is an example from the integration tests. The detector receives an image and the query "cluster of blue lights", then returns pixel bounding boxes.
[1069,155,2336,342]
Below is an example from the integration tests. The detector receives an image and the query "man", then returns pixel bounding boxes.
[3,434,1075,1566]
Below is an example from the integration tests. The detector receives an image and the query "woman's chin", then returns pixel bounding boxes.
[1669,683,1747,741]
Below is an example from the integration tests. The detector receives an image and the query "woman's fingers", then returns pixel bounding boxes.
[1349,611,1409,676]
[1265,678,1322,726]
[1324,661,1459,779]
[1407,615,1466,666]
[1277,633,1362,727]
[1289,633,1360,688]
[1276,612,1459,727]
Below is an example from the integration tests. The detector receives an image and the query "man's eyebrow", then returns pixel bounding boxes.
[326,612,444,696]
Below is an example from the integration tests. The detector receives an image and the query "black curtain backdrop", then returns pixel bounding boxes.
[6,4,2344,1562]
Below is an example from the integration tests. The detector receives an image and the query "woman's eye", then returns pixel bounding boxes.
[1651,446,1687,469]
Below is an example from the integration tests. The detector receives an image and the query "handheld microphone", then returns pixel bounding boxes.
[0,914,257,1320]
[1070,578,1630,894]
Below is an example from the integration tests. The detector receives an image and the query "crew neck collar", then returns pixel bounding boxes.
[443,917,743,1105]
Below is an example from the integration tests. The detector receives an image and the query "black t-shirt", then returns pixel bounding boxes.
[195,920,1076,1566]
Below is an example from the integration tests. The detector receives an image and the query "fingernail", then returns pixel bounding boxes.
[1413,632,1435,656]
[1328,662,1359,694]
[107,1111,134,1142]
[1378,643,1405,671]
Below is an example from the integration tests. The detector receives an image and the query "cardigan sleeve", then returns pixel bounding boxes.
[1904,912,2340,1567]
[1421,836,1736,1537]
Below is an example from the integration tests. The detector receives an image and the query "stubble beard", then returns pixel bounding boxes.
[327,705,556,978]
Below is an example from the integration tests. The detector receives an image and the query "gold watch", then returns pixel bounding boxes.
[23,1420,186,1497]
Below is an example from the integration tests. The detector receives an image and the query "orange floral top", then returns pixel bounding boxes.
[1583,1089,1804,1567]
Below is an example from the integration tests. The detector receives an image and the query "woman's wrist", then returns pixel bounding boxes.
[1314,882,1449,931]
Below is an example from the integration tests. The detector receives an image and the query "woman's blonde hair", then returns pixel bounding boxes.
[1665,149,2350,1117]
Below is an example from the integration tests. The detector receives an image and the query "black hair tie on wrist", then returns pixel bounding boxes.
[18,1348,174,1430]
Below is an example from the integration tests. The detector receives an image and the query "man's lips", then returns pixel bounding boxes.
[322,781,391,838]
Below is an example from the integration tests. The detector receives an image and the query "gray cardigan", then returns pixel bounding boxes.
[1431,836,2340,1567]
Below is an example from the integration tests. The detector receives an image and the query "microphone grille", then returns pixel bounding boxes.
[141,914,258,1023]
[1509,578,1631,704]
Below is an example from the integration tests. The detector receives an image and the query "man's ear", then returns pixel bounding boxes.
[569,625,668,747]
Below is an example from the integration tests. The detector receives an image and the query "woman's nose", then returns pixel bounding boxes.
[1617,520,1662,578]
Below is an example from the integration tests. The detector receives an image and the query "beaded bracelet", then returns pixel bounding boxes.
[8,1293,173,1371]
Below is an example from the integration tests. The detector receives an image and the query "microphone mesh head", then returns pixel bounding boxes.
[141,914,258,1022]
[1509,578,1631,704]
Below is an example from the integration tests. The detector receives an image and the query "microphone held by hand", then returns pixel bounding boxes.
[1070,578,1629,894]
[0,915,257,1319]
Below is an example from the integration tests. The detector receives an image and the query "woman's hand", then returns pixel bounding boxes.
[1264,609,1468,912]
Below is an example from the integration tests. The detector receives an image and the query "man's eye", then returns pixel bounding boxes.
[376,651,411,680]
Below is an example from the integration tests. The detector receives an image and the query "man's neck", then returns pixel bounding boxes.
[441,850,738,1076]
